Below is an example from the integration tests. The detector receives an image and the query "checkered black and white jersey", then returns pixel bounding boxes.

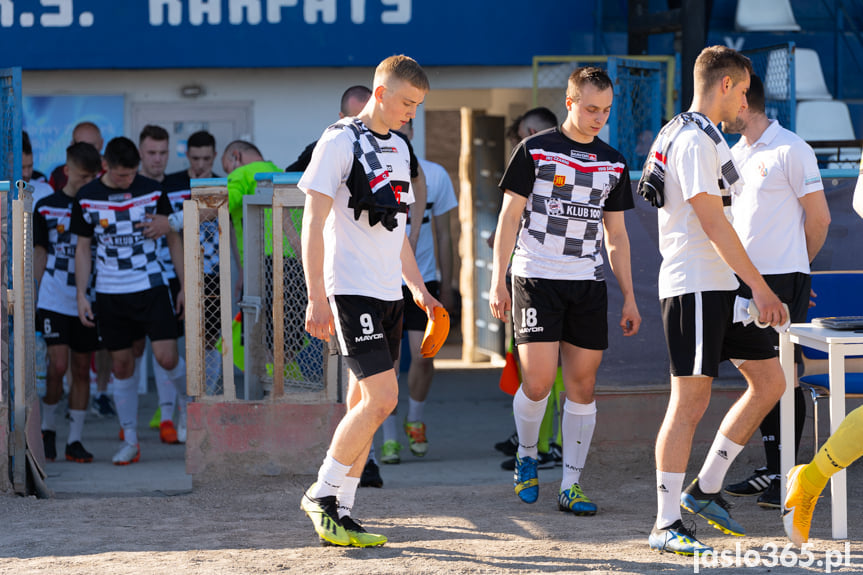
[162,171,220,276]
[499,127,633,281]
[71,175,173,294]
[34,191,95,316]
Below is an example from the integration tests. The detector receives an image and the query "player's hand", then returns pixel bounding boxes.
[175,290,185,320]
[620,299,641,336]
[78,298,95,328]
[752,287,788,327]
[414,289,442,321]
[809,288,817,308]
[305,297,334,342]
[136,214,171,239]
[489,281,511,321]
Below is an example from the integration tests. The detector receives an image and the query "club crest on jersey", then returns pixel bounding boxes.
[553,175,566,187]
[546,198,564,216]
[100,218,109,228]
[758,162,767,177]
[56,224,65,234]
[387,164,393,173]
[570,150,597,161]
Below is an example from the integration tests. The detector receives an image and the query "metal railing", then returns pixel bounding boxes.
[10,181,35,494]
[184,174,340,404]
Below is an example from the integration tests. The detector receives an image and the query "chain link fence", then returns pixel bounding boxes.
[184,181,236,400]
[185,175,339,404]
[254,175,333,401]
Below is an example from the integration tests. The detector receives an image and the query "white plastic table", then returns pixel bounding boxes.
[779,323,863,540]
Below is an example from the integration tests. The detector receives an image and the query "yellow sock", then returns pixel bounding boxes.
[805,405,863,492]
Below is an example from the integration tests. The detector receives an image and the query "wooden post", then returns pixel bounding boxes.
[183,199,203,397]
[458,107,477,362]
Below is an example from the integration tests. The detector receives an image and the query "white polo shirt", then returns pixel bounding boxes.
[658,124,739,298]
[730,120,823,275]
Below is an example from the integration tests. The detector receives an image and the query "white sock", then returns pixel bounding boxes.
[134,354,148,395]
[204,348,222,395]
[337,476,361,519]
[153,361,177,423]
[41,400,58,431]
[368,445,377,464]
[656,470,686,529]
[697,432,744,493]
[407,398,425,423]
[382,414,398,443]
[310,453,352,498]
[168,357,189,416]
[513,386,549,459]
[560,400,596,489]
[113,374,139,446]
[67,409,86,444]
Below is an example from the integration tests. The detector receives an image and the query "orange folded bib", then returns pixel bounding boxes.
[420,306,450,358]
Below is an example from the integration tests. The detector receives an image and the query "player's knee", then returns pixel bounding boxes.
[47,357,68,379]
[369,388,399,419]
[112,358,135,380]
[153,350,179,372]
[412,356,434,377]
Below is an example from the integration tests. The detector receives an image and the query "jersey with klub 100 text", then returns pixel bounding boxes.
[499,127,633,281]
[71,174,173,294]
[34,191,95,315]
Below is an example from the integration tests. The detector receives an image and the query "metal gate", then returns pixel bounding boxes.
[606,57,664,171]
[183,175,340,404]
[1,67,23,494]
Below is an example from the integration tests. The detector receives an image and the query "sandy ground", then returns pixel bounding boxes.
[1,461,861,575]
[1,364,862,574]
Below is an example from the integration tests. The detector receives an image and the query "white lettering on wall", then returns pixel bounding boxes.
[304,0,334,24]
[0,0,13,27]
[266,0,296,23]
[381,0,409,24]
[724,36,745,51]
[150,0,182,25]
[40,0,72,26]
[189,0,221,25]
[350,0,364,24]
[137,0,417,27]
[229,0,261,25]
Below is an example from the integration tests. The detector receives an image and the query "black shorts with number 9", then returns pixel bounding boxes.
[512,275,608,350]
[329,294,404,380]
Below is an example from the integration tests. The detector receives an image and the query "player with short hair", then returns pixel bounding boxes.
[490,66,642,516]
[640,46,788,555]
[299,54,440,548]
[376,119,458,464]
[136,124,189,443]
[35,141,103,463]
[517,107,559,139]
[50,121,104,192]
[71,136,186,465]
[721,74,830,508]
